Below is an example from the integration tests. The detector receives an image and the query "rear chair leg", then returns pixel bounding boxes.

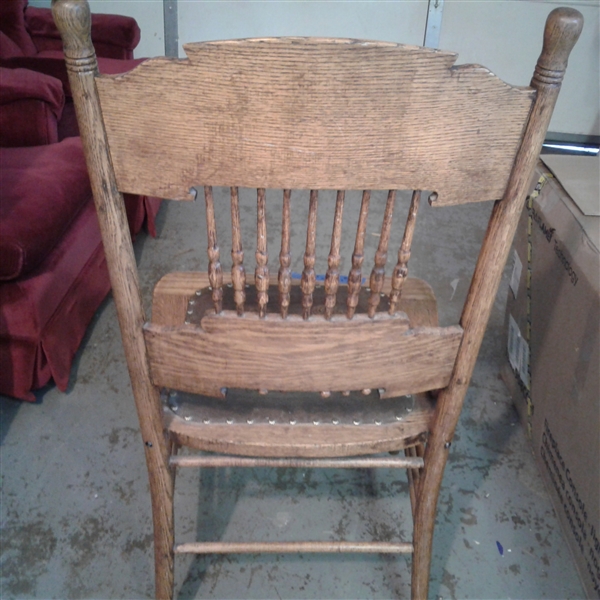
[411,435,450,600]
[405,442,425,521]
[147,453,176,600]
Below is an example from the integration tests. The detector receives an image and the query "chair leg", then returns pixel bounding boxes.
[147,455,176,600]
[406,442,425,520]
[411,435,449,600]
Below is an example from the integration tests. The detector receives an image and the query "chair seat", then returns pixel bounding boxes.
[157,274,439,457]
[152,273,439,328]
[164,389,434,458]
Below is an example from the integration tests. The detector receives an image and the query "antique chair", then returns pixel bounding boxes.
[51,0,582,597]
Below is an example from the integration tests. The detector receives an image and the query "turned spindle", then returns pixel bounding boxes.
[347,190,370,319]
[389,190,420,314]
[230,187,246,315]
[279,189,292,318]
[301,190,319,319]
[204,186,223,314]
[255,188,269,318]
[324,191,345,320]
[368,190,396,317]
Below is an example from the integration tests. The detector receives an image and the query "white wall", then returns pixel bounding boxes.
[177,0,599,137]
[439,0,599,137]
[177,0,429,47]
[27,0,600,137]
[28,0,165,58]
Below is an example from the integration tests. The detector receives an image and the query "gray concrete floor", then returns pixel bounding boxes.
[1,189,585,599]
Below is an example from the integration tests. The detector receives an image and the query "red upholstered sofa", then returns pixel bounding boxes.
[0,0,150,137]
[0,4,161,401]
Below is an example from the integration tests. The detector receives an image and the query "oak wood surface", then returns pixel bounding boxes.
[389,190,421,314]
[255,188,269,317]
[165,392,433,458]
[51,1,176,598]
[51,2,583,598]
[368,190,396,317]
[278,189,292,318]
[174,541,414,555]
[203,186,223,313]
[346,190,370,318]
[151,273,439,329]
[150,273,445,403]
[229,187,246,315]
[324,190,345,319]
[144,314,462,399]
[94,38,535,205]
[409,9,583,599]
[171,455,424,469]
[301,190,319,319]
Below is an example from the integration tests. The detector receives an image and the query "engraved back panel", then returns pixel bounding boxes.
[95,38,536,206]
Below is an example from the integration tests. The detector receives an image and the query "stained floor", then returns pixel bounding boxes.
[0,187,586,599]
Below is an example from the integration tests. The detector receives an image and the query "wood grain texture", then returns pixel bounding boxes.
[53,3,582,599]
[255,188,269,318]
[152,272,211,326]
[368,190,396,317]
[230,187,246,315]
[144,316,462,399]
[94,38,535,205]
[410,9,584,600]
[152,273,440,329]
[324,191,345,320]
[389,189,421,314]
[174,541,414,554]
[171,455,424,468]
[50,2,176,598]
[347,190,370,319]
[278,189,292,318]
[165,393,433,458]
[301,190,318,319]
[204,186,223,313]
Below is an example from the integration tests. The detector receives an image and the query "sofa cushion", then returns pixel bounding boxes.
[0,66,64,110]
[0,137,92,281]
[0,0,37,57]
[0,67,65,147]
[0,198,109,401]
[25,5,141,59]
[0,30,25,59]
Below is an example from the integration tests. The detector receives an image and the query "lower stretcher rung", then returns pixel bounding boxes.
[170,455,424,469]
[174,541,414,554]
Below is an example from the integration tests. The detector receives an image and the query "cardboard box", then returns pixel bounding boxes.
[502,156,599,598]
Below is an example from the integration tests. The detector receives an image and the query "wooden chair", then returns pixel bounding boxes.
[51,1,582,597]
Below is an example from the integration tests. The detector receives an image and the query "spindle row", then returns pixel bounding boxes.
[203,188,422,320]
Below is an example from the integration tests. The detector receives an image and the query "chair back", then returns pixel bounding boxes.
[52,0,583,465]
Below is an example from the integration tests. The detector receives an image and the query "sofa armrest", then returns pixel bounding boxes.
[25,6,141,59]
[0,56,71,93]
[0,67,64,147]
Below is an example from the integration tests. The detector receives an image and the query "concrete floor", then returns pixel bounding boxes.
[0,188,586,599]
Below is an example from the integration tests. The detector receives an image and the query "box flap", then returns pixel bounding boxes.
[542,155,599,216]
[541,156,600,253]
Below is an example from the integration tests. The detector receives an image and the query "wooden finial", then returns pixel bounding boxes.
[532,7,583,89]
[51,0,95,62]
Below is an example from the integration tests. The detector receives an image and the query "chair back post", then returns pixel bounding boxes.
[439,5,583,450]
[411,8,583,599]
[50,2,175,596]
